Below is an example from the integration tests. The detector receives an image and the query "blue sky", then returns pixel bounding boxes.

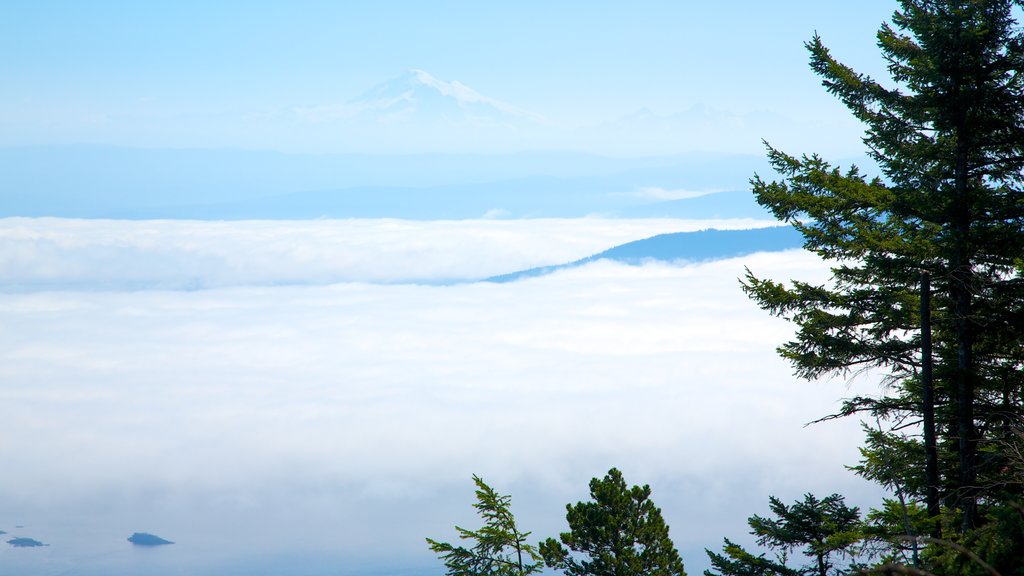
[2,1,898,155]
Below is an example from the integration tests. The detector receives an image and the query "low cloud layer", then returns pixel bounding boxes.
[0,219,883,576]
[0,217,779,290]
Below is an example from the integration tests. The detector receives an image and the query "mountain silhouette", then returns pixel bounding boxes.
[485,226,804,282]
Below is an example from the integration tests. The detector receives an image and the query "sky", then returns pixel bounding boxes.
[0,1,900,156]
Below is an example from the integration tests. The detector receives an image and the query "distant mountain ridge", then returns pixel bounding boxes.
[286,69,876,156]
[0,222,804,292]
[99,182,772,220]
[486,226,803,283]
[0,146,778,219]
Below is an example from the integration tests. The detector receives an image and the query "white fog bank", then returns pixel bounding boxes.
[1,230,882,575]
[0,217,781,290]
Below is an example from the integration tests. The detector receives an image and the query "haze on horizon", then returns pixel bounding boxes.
[2,1,896,157]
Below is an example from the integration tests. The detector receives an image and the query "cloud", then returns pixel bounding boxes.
[0,217,781,290]
[481,208,511,219]
[0,222,884,575]
[633,186,726,200]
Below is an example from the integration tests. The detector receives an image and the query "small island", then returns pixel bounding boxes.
[8,537,47,547]
[127,532,174,546]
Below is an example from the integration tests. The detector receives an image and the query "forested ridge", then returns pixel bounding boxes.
[428,1,1024,575]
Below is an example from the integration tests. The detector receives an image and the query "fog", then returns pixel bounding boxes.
[0,217,781,290]
[0,218,882,575]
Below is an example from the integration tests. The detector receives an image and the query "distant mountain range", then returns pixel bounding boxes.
[486,226,804,282]
[0,71,875,220]
[287,70,865,157]
[0,146,780,220]
[0,222,805,291]
[95,182,774,221]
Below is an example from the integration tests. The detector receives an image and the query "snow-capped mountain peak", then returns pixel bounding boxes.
[347,69,544,123]
[406,69,493,107]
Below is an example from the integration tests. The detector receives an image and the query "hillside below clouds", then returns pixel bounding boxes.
[487,226,804,283]
[0,220,804,292]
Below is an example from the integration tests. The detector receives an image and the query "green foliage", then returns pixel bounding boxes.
[742,0,1024,536]
[705,538,799,576]
[540,468,687,576]
[751,494,863,572]
[706,494,863,576]
[849,424,927,499]
[427,475,544,576]
[862,498,933,565]
[917,503,1024,576]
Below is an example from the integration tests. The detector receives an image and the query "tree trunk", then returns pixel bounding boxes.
[921,271,941,537]
[953,125,977,531]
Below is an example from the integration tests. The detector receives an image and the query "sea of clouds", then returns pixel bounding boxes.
[0,218,883,576]
[0,217,780,289]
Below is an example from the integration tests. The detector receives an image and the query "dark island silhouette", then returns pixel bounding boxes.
[8,537,47,547]
[128,532,174,546]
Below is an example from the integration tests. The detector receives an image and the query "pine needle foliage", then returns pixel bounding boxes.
[540,468,687,576]
[741,0,1024,535]
[706,494,863,576]
[427,475,544,576]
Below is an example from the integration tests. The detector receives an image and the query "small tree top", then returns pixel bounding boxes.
[540,468,687,576]
[427,475,544,576]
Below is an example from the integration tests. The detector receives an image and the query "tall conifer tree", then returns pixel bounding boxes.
[743,0,1024,533]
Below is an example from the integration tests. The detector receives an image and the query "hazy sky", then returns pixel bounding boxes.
[1,1,899,155]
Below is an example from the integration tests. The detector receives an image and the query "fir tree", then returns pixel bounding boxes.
[742,0,1024,537]
[706,494,863,576]
[540,468,687,576]
[427,475,544,576]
